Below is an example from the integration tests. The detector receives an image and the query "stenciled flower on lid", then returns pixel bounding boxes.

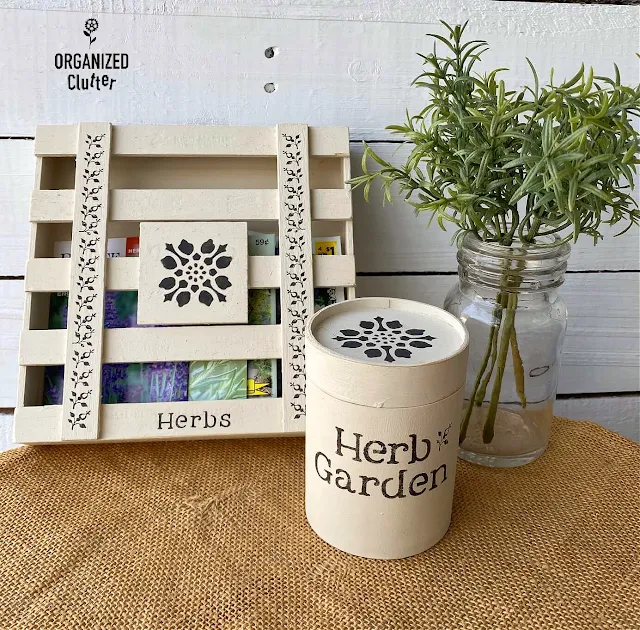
[333,316,436,363]
[159,239,233,308]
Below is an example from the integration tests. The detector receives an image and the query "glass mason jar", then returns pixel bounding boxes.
[444,233,570,468]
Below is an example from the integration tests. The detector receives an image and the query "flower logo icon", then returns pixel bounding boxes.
[159,239,233,308]
[333,316,435,363]
[83,18,99,48]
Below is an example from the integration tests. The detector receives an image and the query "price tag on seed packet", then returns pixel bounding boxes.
[313,238,340,256]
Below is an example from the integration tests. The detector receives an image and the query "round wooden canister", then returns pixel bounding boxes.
[305,297,469,559]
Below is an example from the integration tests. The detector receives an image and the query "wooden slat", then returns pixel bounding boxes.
[30,188,352,222]
[34,125,350,158]
[356,273,640,397]
[20,325,283,365]
[5,6,634,141]
[7,395,638,451]
[277,124,315,433]
[25,254,356,292]
[3,140,636,273]
[61,123,111,440]
[0,140,33,275]
[352,142,640,273]
[13,398,296,445]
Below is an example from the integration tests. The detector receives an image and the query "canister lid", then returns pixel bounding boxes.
[313,304,464,366]
[306,297,469,408]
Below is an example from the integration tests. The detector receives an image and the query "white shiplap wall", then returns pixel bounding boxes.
[0,0,638,451]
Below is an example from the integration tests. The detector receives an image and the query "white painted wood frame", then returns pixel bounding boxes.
[14,123,355,444]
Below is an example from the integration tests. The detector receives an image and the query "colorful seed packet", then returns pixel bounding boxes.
[44,236,189,405]
[188,360,248,401]
[313,236,346,311]
[48,238,139,330]
[43,366,65,406]
[44,362,189,405]
[247,288,278,397]
[102,362,189,404]
[247,232,278,398]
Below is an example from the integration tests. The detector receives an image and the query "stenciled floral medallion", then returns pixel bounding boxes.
[138,221,248,325]
[333,316,436,363]
[159,239,233,307]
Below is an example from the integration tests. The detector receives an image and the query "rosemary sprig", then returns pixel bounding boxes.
[350,21,640,246]
[350,21,640,444]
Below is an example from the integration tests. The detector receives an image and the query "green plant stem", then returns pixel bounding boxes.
[483,292,518,443]
[459,323,496,445]
[510,324,527,408]
[474,291,507,405]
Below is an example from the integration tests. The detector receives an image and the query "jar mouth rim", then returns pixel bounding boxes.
[460,232,571,261]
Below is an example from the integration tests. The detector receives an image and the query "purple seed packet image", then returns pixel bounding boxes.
[101,362,189,404]
[49,291,139,330]
[44,362,189,405]
[103,291,139,328]
[43,366,65,405]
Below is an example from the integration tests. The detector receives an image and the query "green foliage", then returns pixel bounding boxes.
[350,22,640,245]
[188,360,247,401]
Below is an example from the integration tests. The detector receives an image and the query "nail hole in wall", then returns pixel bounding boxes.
[265,46,278,59]
[264,82,277,93]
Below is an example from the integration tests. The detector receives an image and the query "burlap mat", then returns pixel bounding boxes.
[0,417,638,630]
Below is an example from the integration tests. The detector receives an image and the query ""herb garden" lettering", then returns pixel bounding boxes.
[314,426,448,499]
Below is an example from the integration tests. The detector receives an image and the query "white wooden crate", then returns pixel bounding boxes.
[14,123,356,444]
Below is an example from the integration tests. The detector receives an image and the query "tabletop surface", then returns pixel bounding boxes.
[0,417,638,630]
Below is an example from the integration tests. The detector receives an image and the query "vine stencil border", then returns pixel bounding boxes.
[280,131,311,424]
[64,132,106,431]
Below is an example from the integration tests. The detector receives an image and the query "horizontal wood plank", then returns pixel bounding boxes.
[352,143,640,273]
[4,394,637,451]
[31,189,352,222]
[34,125,349,158]
[356,273,640,396]
[0,282,23,408]
[1,6,636,139]
[3,140,637,274]
[555,395,639,442]
[13,398,293,444]
[0,140,33,276]
[2,272,638,405]
[25,254,355,291]
[19,325,283,365]
[2,0,636,24]
[0,412,16,453]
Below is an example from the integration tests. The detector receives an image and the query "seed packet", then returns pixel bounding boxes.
[247,232,278,398]
[44,236,188,405]
[44,362,189,405]
[102,362,189,404]
[188,360,247,401]
[43,365,65,406]
[49,238,140,329]
[313,236,346,311]
[247,287,278,397]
